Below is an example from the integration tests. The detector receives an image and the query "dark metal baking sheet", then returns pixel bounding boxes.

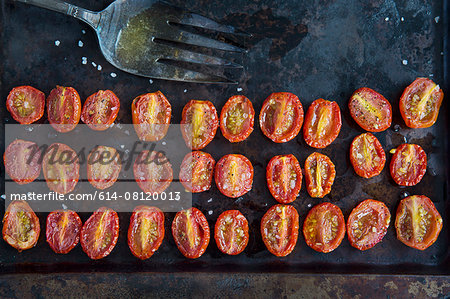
[0,0,448,274]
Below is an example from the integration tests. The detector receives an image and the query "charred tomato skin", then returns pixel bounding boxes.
[390,143,427,186]
[47,86,81,133]
[46,210,82,254]
[6,86,45,124]
[266,154,302,204]
[179,151,215,193]
[214,154,254,198]
[220,95,255,143]
[214,210,249,255]
[304,152,336,198]
[350,133,386,178]
[81,90,120,131]
[4,139,42,185]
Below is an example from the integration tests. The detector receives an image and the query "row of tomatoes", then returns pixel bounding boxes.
[3,193,442,259]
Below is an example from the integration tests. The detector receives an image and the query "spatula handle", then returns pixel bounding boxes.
[15,0,100,29]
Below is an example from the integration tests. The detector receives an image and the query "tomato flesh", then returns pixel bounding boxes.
[304,152,336,198]
[47,86,81,133]
[4,139,42,185]
[46,210,82,254]
[214,210,249,255]
[179,151,215,193]
[6,86,45,124]
[215,154,254,198]
[303,99,341,148]
[266,154,302,204]
[81,90,120,131]
[350,133,386,178]
[87,146,122,190]
[181,100,218,150]
[220,95,255,142]
[133,150,173,194]
[390,143,427,186]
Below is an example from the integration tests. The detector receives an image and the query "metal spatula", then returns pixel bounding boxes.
[15,0,248,83]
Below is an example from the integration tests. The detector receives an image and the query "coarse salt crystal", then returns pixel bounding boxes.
[97,65,102,71]
[82,29,86,34]
[55,40,60,46]
[149,79,153,84]
[237,87,243,92]
[110,72,117,78]
[92,62,97,67]
[81,57,88,65]
[208,210,213,215]
[435,16,440,23]
[162,141,166,145]
[401,17,404,21]
[78,40,84,47]
[183,89,187,93]
[385,17,389,21]
[402,59,408,65]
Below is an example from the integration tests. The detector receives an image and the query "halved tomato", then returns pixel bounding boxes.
[303,99,341,148]
[133,150,173,194]
[390,143,427,186]
[47,86,81,133]
[349,87,392,132]
[2,201,40,251]
[172,207,210,259]
[80,207,119,260]
[179,151,215,193]
[214,210,249,255]
[400,78,444,128]
[4,139,42,185]
[6,86,45,124]
[350,133,386,178]
[215,154,253,198]
[259,92,304,143]
[261,204,299,257]
[181,100,218,150]
[87,146,122,190]
[347,199,391,251]
[303,203,345,253]
[128,206,165,260]
[81,90,120,131]
[132,91,171,141]
[46,210,82,254]
[395,195,442,250]
[220,95,255,143]
[42,143,80,194]
[266,154,302,204]
[304,152,336,198]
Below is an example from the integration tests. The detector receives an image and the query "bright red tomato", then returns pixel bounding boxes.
[215,154,253,198]
[304,152,336,198]
[47,86,81,133]
[400,78,444,128]
[6,86,45,124]
[390,144,427,186]
[303,99,341,148]
[81,90,120,131]
[266,154,302,204]
[350,133,386,178]
[220,95,255,143]
[172,207,210,259]
[259,92,304,143]
[181,100,218,150]
[46,210,82,254]
[214,210,249,255]
[87,146,122,190]
[179,151,215,193]
[133,150,173,194]
[4,139,42,185]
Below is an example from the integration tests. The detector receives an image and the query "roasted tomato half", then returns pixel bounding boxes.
[81,90,120,131]
[133,150,173,194]
[47,86,81,133]
[87,146,122,190]
[215,154,253,198]
[128,206,165,260]
[390,144,427,186]
[214,210,249,255]
[303,99,341,148]
[132,91,171,141]
[259,92,304,143]
[349,87,392,132]
[80,207,119,260]
[220,95,255,143]
[304,152,336,198]
[46,210,82,254]
[261,204,299,257]
[400,78,444,128]
[266,154,302,204]
[347,199,391,251]
[350,133,386,178]
[179,151,215,193]
[42,143,80,194]
[6,86,45,124]
[303,203,345,253]
[395,195,442,250]
[2,201,40,251]
[172,207,210,259]
[4,139,42,184]
[181,100,218,150]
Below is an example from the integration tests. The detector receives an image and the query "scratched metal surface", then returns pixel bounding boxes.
[0,0,448,275]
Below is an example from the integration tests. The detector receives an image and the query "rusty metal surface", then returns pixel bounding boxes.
[0,0,449,277]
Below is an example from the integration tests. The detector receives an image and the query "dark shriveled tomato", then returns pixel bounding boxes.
[172,207,210,259]
[6,86,45,124]
[2,201,40,251]
[350,133,386,178]
[132,91,171,141]
[214,210,249,255]
[80,207,119,260]
[261,204,299,257]
[133,150,173,194]
[347,199,391,251]
[220,95,255,143]
[303,99,341,148]
[266,154,302,204]
[215,154,253,198]
[349,87,392,132]
[304,152,336,198]
[400,78,444,128]
[81,90,120,131]
[179,151,215,193]
[4,139,42,185]
[259,92,304,143]
[395,195,442,250]
[128,206,165,260]
[181,100,218,150]
[47,86,81,133]
[390,144,427,186]
[303,203,345,253]
[46,210,82,254]
[87,146,122,190]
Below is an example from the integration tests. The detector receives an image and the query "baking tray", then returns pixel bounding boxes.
[0,0,448,275]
